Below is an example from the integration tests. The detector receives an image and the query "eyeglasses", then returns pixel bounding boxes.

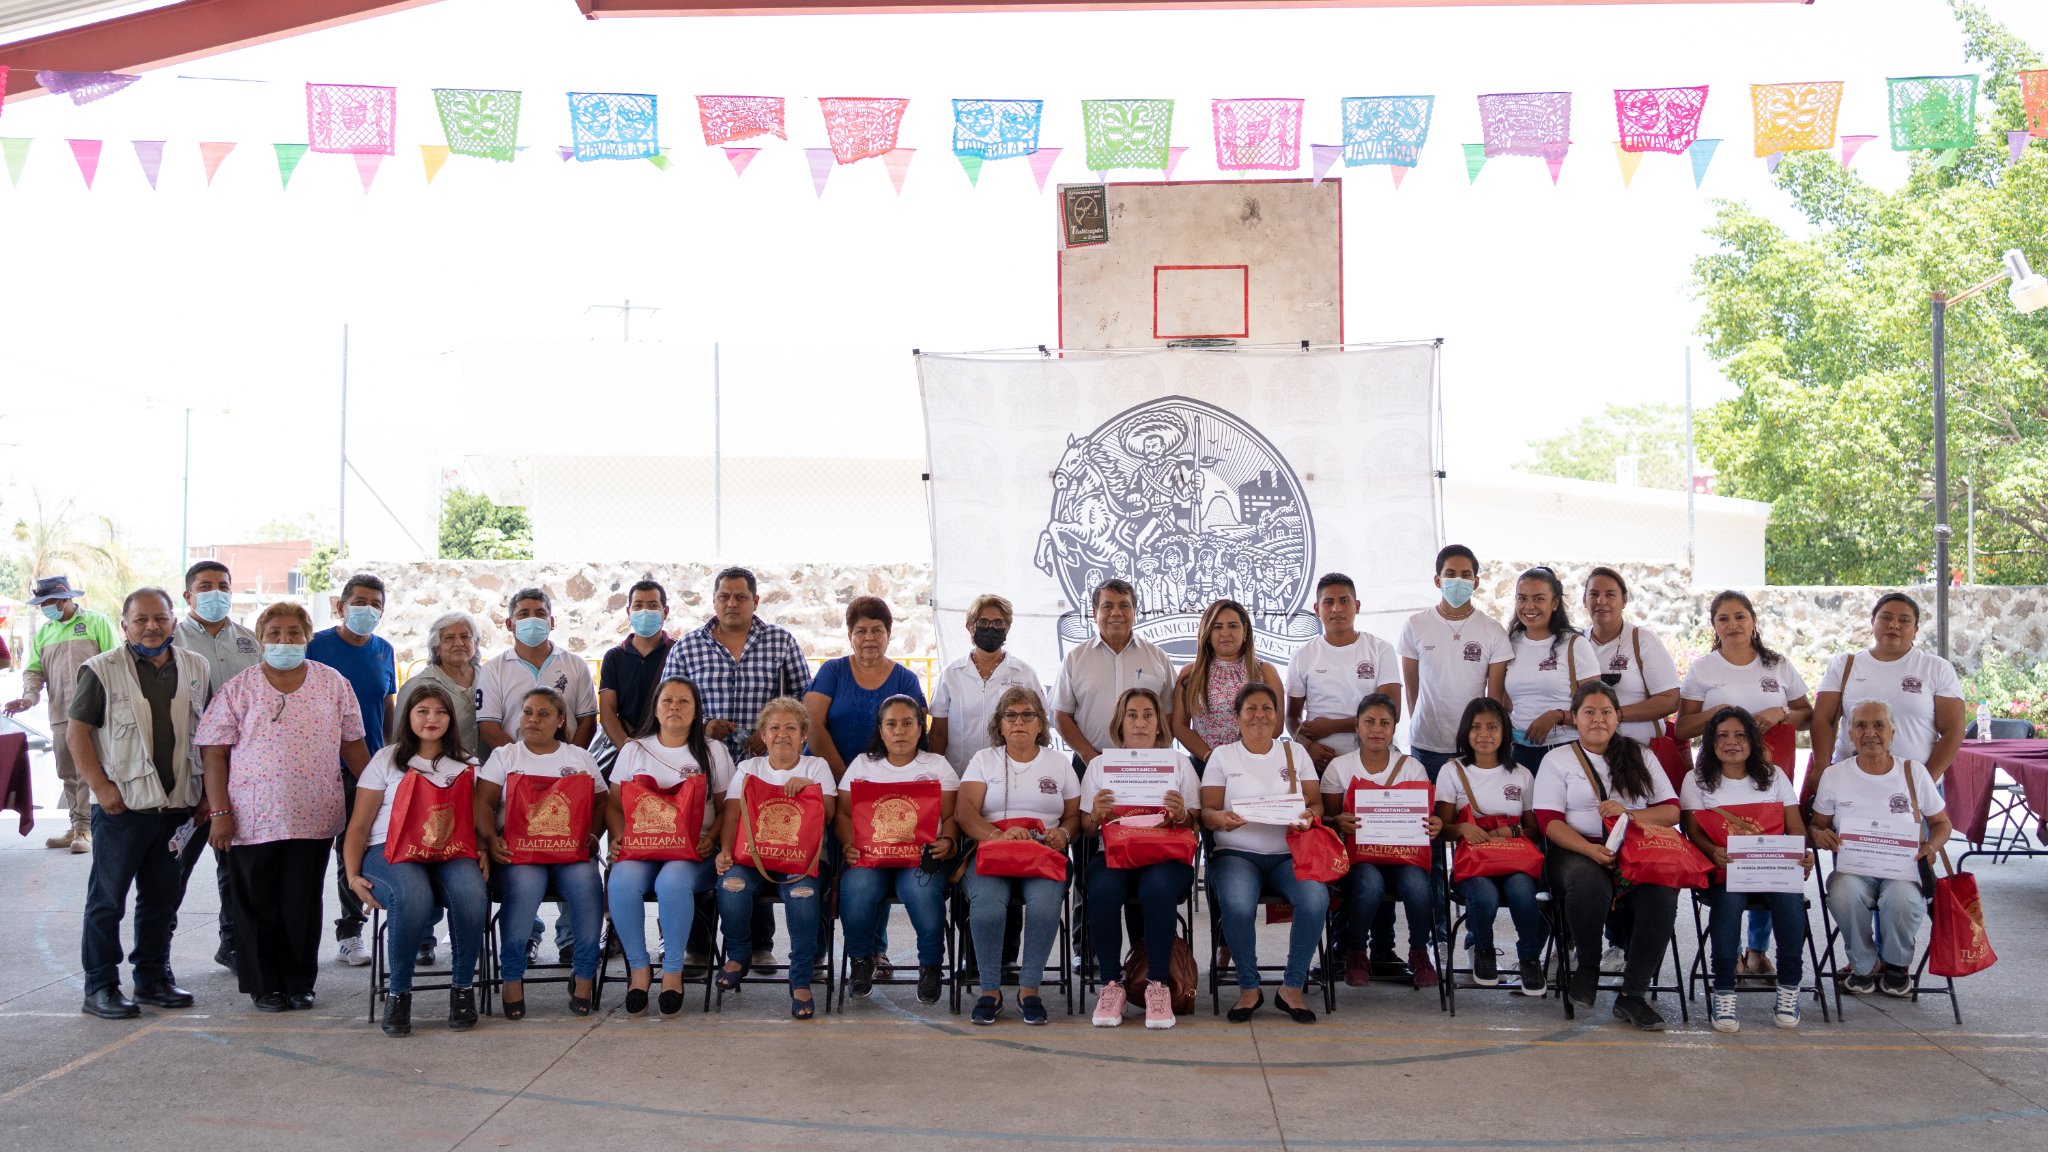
[1000,711,1040,723]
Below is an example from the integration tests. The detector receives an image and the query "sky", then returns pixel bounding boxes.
[2,0,2045,570]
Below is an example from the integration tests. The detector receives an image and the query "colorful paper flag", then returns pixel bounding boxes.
[952,99,1042,161]
[307,83,397,155]
[1614,143,1644,189]
[1,138,28,188]
[1841,134,1878,169]
[354,152,383,192]
[697,95,785,146]
[420,144,450,183]
[2011,130,2032,166]
[1888,76,1978,152]
[1766,152,1785,174]
[1751,81,1843,157]
[648,148,673,171]
[1212,98,1303,171]
[1082,99,1173,170]
[724,147,760,177]
[132,140,164,190]
[1614,86,1708,154]
[199,141,235,186]
[556,146,575,162]
[274,143,308,189]
[1936,147,1962,168]
[883,148,915,194]
[806,147,835,197]
[820,97,909,164]
[67,139,102,189]
[569,92,659,161]
[1166,145,1188,179]
[1342,95,1434,168]
[1688,138,1721,187]
[957,152,983,186]
[433,89,520,162]
[1389,166,1409,190]
[1028,146,1061,191]
[1463,143,1488,183]
[1478,92,1572,159]
[2025,70,2048,138]
[36,70,139,105]
[1545,154,1566,185]
[1309,143,1341,186]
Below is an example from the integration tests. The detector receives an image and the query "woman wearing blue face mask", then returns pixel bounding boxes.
[1397,545,1513,780]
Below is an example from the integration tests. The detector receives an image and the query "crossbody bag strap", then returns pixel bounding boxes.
[1571,742,1609,802]
[1566,637,1577,685]
[1284,741,1298,793]
[1631,627,1650,699]
[1899,757,1952,876]
[1450,759,1489,820]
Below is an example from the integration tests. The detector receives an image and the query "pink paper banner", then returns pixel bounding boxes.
[883,147,915,194]
[724,146,760,177]
[697,95,786,146]
[132,140,164,190]
[199,141,235,186]
[1389,165,1409,191]
[1841,134,1877,169]
[307,83,397,155]
[1166,145,1188,178]
[1028,146,1061,191]
[1614,86,1708,154]
[819,97,909,164]
[1212,98,1304,171]
[67,139,102,189]
[354,152,384,193]
[806,146,835,196]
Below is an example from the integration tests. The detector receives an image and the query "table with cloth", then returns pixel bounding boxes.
[1946,739,2048,848]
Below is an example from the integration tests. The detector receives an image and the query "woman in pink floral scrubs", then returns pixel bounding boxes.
[197,603,369,1012]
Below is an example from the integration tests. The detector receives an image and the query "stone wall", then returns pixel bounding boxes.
[337,558,2048,678]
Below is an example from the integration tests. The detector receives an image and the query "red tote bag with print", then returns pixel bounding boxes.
[1692,801,1786,885]
[1450,810,1546,884]
[504,773,595,865]
[1650,723,1692,794]
[1929,863,1997,977]
[850,779,942,868]
[1100,806,1199,869]
[1343,777,1434,871]
[975,817,1068,881]
[616,775,709,862]
[733,775,827,878]
[1616,821,1714,889]
[383,768,477,865]
[1286,817,1351,885]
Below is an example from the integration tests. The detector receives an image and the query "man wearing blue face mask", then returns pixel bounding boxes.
[595,580,672,776]
[172,560,265,972]
[307,572,397,966]
[1397,544,1513,780]
[6,576,120,853]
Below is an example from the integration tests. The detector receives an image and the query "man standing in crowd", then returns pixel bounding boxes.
[1053,579,1174,771]
[5,576,120,853]
[1398,545,1512,778]
[306,573,396,968]
[67,588,210,1018]
[596,580,674,772]
[172,561,264,972]
[662,566,811,967]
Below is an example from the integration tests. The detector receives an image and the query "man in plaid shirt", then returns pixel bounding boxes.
[662,567,813,760]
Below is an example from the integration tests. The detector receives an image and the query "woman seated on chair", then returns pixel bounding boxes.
[1809,699,1952,999]
[1533,682,1683,1031]
[836,694,958,1005]
[1322,692,1442,992]
[341,682,489,1036]
[1681,705,1812,1032]
[1202,681,1328,1025]
[1434,696,1548,993]
[957,686,1080,1026]
[713,696,837,1019]
[604,676,732,1017]
[474,688,607,1020]
[1081,686,1200,1029]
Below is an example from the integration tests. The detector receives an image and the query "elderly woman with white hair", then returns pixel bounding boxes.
[394,612,484,755]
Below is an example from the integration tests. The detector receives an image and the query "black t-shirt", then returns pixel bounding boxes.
[599,634,674,736]
[69,654,182,794]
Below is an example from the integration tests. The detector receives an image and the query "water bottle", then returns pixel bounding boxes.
[1975,700,1992,742]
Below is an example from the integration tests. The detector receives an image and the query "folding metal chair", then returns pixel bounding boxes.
[1683,888,1831,1023]
[714,874,838,1014]
[1435,846,1558,1017]
[835,870,957,1012]
[1324,860,1439,1007]
[1811,853,1960,1024]
[367,903,495,1023]
[1204,850,1338,1015]
[486,874,607,1013]
[1546,878,1690,1023]
[1072,832,1198,1002]
[600,884,715,1014]
[947,867,1074,1015]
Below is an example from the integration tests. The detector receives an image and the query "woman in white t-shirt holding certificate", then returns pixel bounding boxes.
[1679,706,1811,1033]
[1320,692,1440,991]
[1201,681,1328,1025]
[1809,700,1953,999]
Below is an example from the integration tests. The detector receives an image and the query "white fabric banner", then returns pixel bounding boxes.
[917,346,1441,683]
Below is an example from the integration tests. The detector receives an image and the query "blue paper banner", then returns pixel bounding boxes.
[953,99,1042,160]
[1342,96,1434,167]
[568,92,659,161]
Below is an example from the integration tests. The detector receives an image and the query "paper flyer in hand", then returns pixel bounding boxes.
[1835,817,1921,882]
[1097,748,1179,808]
[1234,795,1309,826]
[1726,834,1806,894]
[1353,787,1431,846]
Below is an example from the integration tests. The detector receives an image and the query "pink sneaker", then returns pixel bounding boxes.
[1091,982,1127,1027]
[1143,980,1176,1030]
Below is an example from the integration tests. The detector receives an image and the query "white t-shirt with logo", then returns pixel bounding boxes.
[1588,625,1682,746]
[1533,743,1677,839]
[1434,760,1535,820]
[1078,750,1202,812]
[478,740,605,831]
[1284,631,1401,754]
[1319,750,1433,799]
[614,736,735,835]
[1505,632,1600,745]
[1681,650,1811,721]
[1816,647,1963,763]
[930,653,1043,776]
[1205,740,1312,855]
[732,755,839,797]
[843,750,961,792]
[1678,767,1798,813]
[962,746,1078,829]
[1396,607,1513,754]
[358,748,475,846]
[1812,757,1945,823]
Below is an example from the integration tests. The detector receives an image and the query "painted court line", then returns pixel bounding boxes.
[0,1020,163,1103]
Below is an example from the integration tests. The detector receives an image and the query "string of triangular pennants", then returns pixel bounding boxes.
[2,70,2044,194]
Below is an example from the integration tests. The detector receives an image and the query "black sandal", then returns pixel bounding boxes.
[569,979,594,1016]
[716,961,749,991]
[1226,989,1264,1023]
[1272,990,1317,1024]
[502,997,526,1021]
[790,991,816,1020]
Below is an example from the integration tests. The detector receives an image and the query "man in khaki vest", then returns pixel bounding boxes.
[67,588,211,1019]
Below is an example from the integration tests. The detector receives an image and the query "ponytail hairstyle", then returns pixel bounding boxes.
[1706,590,1782,668]
[517,686,571,742]
[1570,681,1654,801]
[862,693,931,760]
[632,675,714,773]
[1509,565,1577,655]
[393,681,471,768]
[1694,705,1775,795]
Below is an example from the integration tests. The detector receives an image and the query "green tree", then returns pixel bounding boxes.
[302,540,343,596]
[438,487,533,561]
[1691,0,2048,585]
[1522,403,1690,491]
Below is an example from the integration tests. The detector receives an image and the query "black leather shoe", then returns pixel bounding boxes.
[382,993,412,1037]
[624,986,649,1015]
[214,941,237,971]
[252,992,289,1013]
[82,987,140,1019]
[133,980,194,1008]
[448,987,478,1031]
[286,991,317,1011]
[658,989,684,1016]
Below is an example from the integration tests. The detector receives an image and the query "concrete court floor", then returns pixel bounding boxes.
[2,805,2045,1152]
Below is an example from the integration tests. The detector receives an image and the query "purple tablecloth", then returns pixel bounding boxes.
[1947,739,2048,845]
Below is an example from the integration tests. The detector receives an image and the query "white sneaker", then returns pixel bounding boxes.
[1599,946,1626,975]
[337,935,371,967]
[1773,984,1803,1029]
[1091,982,1127,1026]
[1710,991,1739,1033]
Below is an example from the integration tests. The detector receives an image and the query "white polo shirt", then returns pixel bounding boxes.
[477,645,599,730]
[930,652,1043,775]
[1284,630,1401,754]
[1052,633,1175,754]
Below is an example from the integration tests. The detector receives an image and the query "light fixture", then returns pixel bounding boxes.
[2004,249,2048,314]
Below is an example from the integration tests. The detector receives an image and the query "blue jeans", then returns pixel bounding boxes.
[1410,748,1455,781]
[840,865,948,966]
[1826,871,1924,976]
[607,859,713,975]
[1085,856,1194,983]
[1707,887,1805,992]
[81,806,187,996]
[496,861,603,982]
[361,850,488,993]
[717,866,823,990]
[1210,850,1330,991]
[1344,862,1432,954]
[1455,872,1547,965]
[1747,909,1773,953]
[963,856,1066,994]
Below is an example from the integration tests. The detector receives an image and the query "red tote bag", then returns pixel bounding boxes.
[1343,772,1434,871]
[616,774,709,862]
[1100,806,1199,869]
[1693,801,1786,885]
[1450,810,1546,884]
[383,767,477,865]
[1929,863,1997,977]
[1570,744,1710,889]
[1762,724,1797,774]
[975,817,1068,881]
[504,773,595,865]
[850,779,943,868]
[1286,817,1351,884]
[733,774,827,878]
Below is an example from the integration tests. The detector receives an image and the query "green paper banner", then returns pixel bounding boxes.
[1888,75,1979,152]
[2,137,30,188]
[274,142,308,189]
[958,152,983,186]
[1463,143,1487,183]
